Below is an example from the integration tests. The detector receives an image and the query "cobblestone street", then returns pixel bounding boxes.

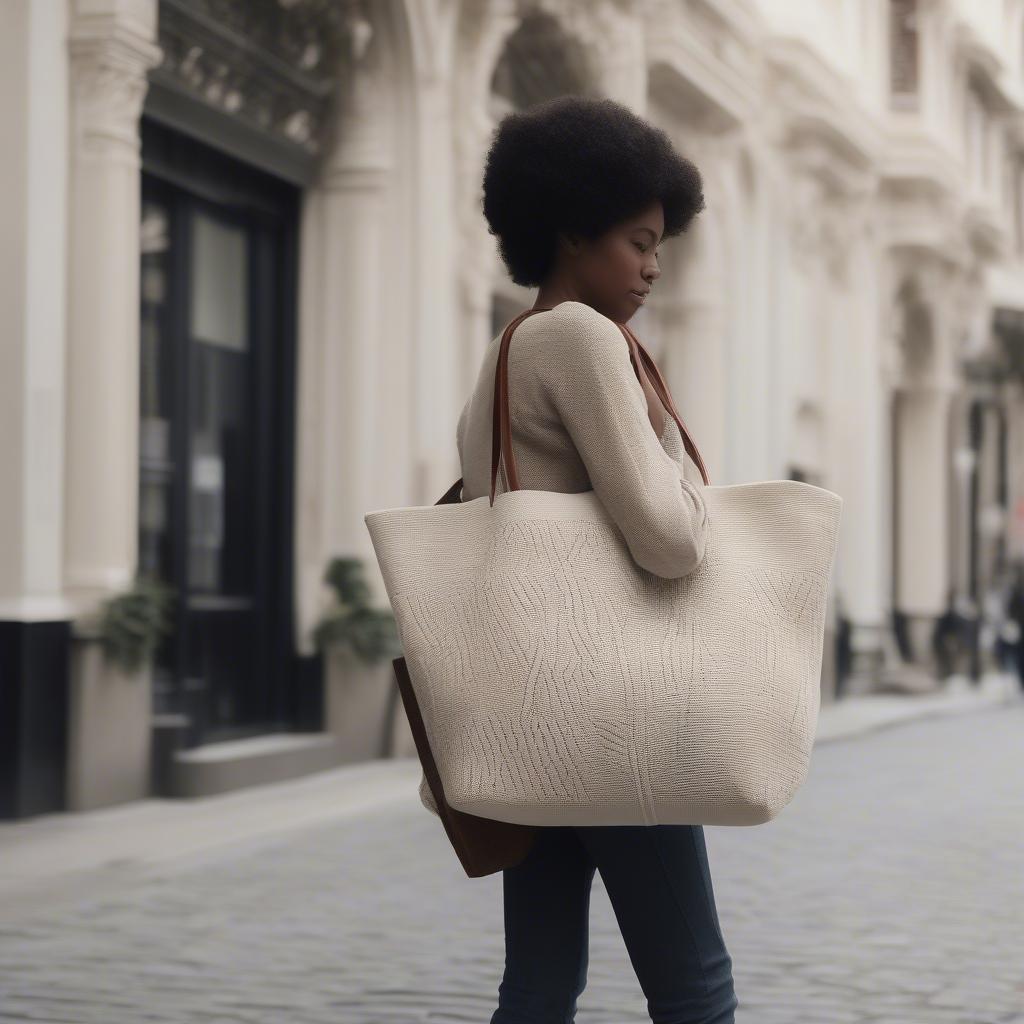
[2,701,1022,1024]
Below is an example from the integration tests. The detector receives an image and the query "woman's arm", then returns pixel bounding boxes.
[538,301,709,579]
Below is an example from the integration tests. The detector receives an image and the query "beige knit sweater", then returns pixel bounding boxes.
[417,300,710,816]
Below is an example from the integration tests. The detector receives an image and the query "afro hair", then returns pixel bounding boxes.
[481,94,706,288]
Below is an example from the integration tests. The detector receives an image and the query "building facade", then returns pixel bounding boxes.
[2,0,1022,819]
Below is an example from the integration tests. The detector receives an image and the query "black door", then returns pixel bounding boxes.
[138,118,299,744]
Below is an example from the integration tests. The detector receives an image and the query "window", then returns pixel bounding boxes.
[890,0,920,108]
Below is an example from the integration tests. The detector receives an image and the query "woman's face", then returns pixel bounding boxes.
[561,200,664,323]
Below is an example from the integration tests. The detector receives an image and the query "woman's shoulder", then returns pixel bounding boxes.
[515,301,628,370]
[528,300,621,336]
[492,302,636,423]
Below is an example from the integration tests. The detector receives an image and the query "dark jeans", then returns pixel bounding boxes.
[489,823,739,1024]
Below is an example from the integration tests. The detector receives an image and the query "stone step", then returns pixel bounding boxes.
[170,732,340,799]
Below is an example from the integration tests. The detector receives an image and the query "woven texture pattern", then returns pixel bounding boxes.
[367,480,840,826]
[364,301,842,826]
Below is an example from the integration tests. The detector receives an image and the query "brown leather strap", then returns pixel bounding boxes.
[619,322,711,487]
[449,305,708,507]
[437,477,464,504]
[491,307,544,503]
[392,653,538,876]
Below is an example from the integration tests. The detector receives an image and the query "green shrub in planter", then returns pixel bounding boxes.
[313,556,402,665]
[97,575,176,674]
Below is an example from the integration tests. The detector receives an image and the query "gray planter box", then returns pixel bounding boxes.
[325,648,402,763]
[67,631,152,811]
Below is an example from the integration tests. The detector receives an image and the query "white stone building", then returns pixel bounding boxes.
[2,0,1022,819]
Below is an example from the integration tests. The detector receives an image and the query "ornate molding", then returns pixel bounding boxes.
[878,183,971,264]
[70,57,156,154]
[649,0,758,85]
[149,0,364,159]
[788,171,873,283]
[69,9,163,154]
[884,252,985,384]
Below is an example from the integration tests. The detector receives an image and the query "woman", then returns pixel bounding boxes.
[423,95,739,1023]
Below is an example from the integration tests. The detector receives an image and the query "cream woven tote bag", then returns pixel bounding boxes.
[365,307,843,827]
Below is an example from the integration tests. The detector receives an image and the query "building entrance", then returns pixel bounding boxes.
[138,118,299,743]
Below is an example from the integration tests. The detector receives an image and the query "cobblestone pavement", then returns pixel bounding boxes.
[1,703,1022,1024]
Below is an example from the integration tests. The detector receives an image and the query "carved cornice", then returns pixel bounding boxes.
[951,16,1017,116]
[770,41,881,285]
[645,0,758,133]
[763,34,881,171]
[877,128,961,204]
[149,0,362,159]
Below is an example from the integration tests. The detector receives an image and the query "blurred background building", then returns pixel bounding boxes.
[3,0,1024,820]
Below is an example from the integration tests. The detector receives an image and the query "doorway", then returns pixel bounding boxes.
[138,118,299,744]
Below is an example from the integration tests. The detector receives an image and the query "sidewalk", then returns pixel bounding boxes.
[2,670,1020,915]
[815,669,1021,740]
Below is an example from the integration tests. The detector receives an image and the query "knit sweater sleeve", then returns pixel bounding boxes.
[538,301,709,579]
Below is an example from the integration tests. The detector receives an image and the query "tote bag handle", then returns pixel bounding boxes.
[488,306,710,505]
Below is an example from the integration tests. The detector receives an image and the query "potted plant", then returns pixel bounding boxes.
[97,575,175,673]
[67,574,175,811]
[314,557,410,762]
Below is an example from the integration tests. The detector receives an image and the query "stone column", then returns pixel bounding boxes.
[408,72,459,507]
[885,258,960,684]
[0,0,74,817]
[1005,382,1024,563]
[63,0,161,608]
[0,0,70,618]
[293,21,396,653]
[894,386,954,616]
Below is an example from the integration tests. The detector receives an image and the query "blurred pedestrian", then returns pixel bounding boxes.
[1004,563,1024,692]
[835,591,853,698]
[932,587,966,682]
